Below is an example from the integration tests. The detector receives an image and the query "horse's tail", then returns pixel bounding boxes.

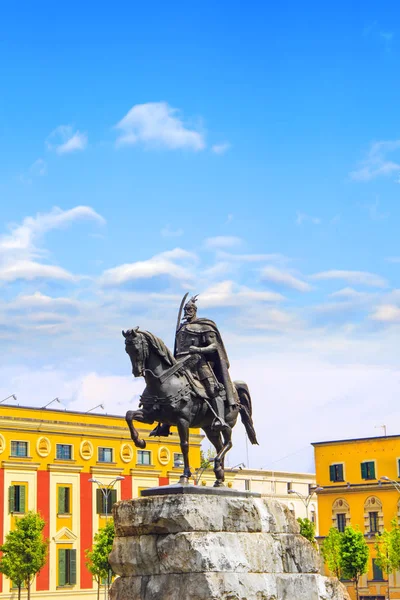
[234,381,259,446]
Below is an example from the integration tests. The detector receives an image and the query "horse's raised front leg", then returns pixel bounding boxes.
[126,409,153,449]
[176,418,191,484]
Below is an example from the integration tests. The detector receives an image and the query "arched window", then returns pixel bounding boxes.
[364,496,383,535]
[332,498,350,532]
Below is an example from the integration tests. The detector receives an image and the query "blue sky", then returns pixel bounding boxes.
[2,1,400,472]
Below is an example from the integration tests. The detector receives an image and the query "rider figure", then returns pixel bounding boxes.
[150,295,237,437]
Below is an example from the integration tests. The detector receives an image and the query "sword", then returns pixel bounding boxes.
[173,292,189,357]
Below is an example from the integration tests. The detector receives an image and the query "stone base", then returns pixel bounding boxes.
[109,492,349,600]
[140,483,261,498]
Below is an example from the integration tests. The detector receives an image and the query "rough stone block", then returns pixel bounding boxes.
[109,494,350,600]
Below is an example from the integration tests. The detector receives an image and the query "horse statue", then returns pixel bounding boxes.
[123,327,258,487]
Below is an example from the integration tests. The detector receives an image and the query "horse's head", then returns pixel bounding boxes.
[122,328,148,377]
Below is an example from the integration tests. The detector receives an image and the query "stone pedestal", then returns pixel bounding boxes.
[109,488,349,600]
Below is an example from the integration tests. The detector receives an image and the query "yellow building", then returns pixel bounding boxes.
[0,404,202,599]
[313,434,400,600]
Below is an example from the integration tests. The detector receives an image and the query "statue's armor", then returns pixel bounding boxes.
[175,320,236,405]
[176,323,219,397]
[175,324,203,356]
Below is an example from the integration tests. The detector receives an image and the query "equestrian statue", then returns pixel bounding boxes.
[123,294,258,487]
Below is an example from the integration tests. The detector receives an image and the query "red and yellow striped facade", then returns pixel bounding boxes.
[0,404,202,599]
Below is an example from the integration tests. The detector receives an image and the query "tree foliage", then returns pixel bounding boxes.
[0,511,48,600]
[322,527,342,578]
[86,520,116,599]
[200,449,215,469]
[374,518,400,599]
[297,517,317,547]
[340,526,369,600]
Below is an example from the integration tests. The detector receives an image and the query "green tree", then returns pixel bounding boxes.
[340,526,369,600]
[297,517,317,547]
[322,527,343,578]
[374,518,400,599]
[86,520,116,600]
[0,511,47,600]
[200,449,215,469]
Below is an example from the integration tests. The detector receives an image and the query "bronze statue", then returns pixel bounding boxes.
[123,294,258,487]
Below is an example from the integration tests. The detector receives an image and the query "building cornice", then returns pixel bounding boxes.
[48,463,83,473]
[318,482,388,494]
[90,466,124,476]
[0,418,203,444]
[130,468,162,477]
[2,460,41,470]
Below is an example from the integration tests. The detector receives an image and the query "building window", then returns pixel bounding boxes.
[369,511,379,533]
[137,450,151,465]
[337,513,346,533]
[58,549,76,586]
[58,486,71,514]
[98,447,113,463]
[329,464,344,482]
[8,484,26,513]
[10,441,28,458]
[287,482,292,493]
[372,559,384,581]
[56,444,72,460]
[310,508,316,524]
[332,498,350,530]
[173,453,184,467]
[245,479,251,491]
[361,461,376,480]
[96,489,117,515]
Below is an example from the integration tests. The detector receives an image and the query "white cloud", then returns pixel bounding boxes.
[261,266,312,292]
[46,125,88,154]
[204,236,242,249]
[30,158,47,177]
[370,304,400,323]
[296,212,321,225]
[330,287,371,299]
[0,260,75,283]
[13,291,79,310]
[200,280,284,308]
[0,206,104,256]
[100,248,196,286]
[311,270,387,288]
[161,224,184,238]
[211,142,231,155]
[115,102,205,151]
[201,262,233,279]
[350,140,400,181]
[0,206,104,284]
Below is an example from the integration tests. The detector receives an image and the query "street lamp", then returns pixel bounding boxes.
[88,476,125,520]
[88,476,124,600]
[42,397,60,409]
[227,463,245,471]
[0,394,17,404]
[86,404,105,413]
[379,476,400,494]
[288,485,324,519]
